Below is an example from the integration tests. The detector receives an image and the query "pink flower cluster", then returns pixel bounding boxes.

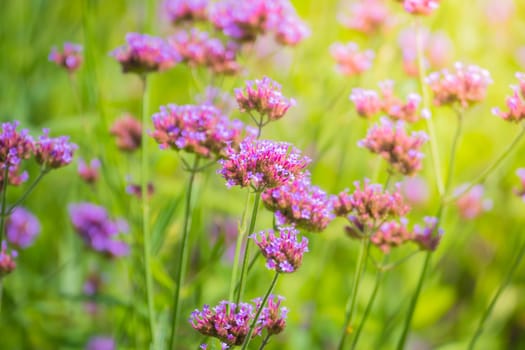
[330,42,374,77]
[339,0,390,35]
[0,241,17,277]
[151,104,244,158]
[412,216,443,251]
[350,80,421,122]
[262,173,334,232]
[426,62,493,108]
[109,114,142,152]
[235,76,296,123]
[78,158,101,184]
[35,129,77,170]
[256,294,287,335]
[164,0,208,25]
[218,139,310,191]
[454,184,492,220]
[492,73,525,123]
[402,0,440,16]
[168,29,240,75]
[110,33,180,74]
[371,219,413,253]
[359,118,428,176]
[48,42,83,73]
[6,207,41,248]
[250,226,308,273]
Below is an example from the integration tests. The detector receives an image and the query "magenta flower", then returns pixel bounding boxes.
[218,139,310,191]
[370,218,413,253]
[492,73,525,123]
[332,190,353,217]
[6,207,40,249]
[86,336,116,350]
[163,0,208,25]
[379,80,421,123]
[255,294,287,335]
[151,104,244,158]
[0,241,17,277]
[339,0,390,34]
[78,158,101,184]
[412,216,443,251]
[235,76,296,123]
[69,203,129,258]
[262,173,334,232]
[0,121,34,168]
[110,33,179,74]
[426,62,493,108]
[274,15,310,46]
[350,88,382,119]
[49,42,83,73]
[330,42,374,77]
[359,118,427,176]
[402,0,440,16]
[34,129,77,170]
[454,184,492,220]
[109,114,142,152]
[0,165,29,188]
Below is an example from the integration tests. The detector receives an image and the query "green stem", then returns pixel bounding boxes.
[140,75,157,347]
[338,237,370,350]
[169,155,200,350]
[7,170,47,215]
[0,165,10,242]
[467,240,525,350]
[241,272,280,350]
[258,334,272,350]
[235,191,261,306]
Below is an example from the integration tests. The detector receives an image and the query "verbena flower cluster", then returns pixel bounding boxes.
[359,118,427,176]
[35,129,78,170]
[338,0,390,35]
[151,104,244,158]
[370,218,413,253]
[250,226,308,273]
[6,207,41,248]
[492,73,525,122]
[218,138,310,191]
[78,158,101,184]
[256,294,287,335]
[401,0,440,16]
[48,42,83,73]
[454,184,492,220]
[69,203,129,258]
[412,216,443,251]
[109,114,142,152]
[330,42,374,77]
[0,241,17,277]
[262,173,334,232]
[163,0,208,25]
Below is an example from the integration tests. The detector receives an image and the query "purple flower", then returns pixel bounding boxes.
[493,72,525,123]
[151,104,244,158]
[0,241,17,277]
[69,203,129,258]
[164,0,208,25]
[359,118,427,176]
[350,88,382,119]
[0,121,34,168]
[412,216,443,251]
[256,294,287,335]
[78,158,101,184]
[218,139,310,191]
[110,33,180,74]
[370,218,413,253]
[49,42,83,73]
[86,336,115,350]
[250,226,308,273]
[6,207,40,248]
[34,129,77,170]
[330,42,374,77]
[402,0,440,16]
[235,76,296,123]
[262,173,334,232]
[274,15,310,46]
[109,114,142,152]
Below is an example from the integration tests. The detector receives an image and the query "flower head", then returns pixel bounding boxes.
[0,121,34,167]
[78,158,101,184]
[426,62,493,108]
[412,216,443,251]
[235,76,296,122]
[256,294,287,335]
[0,241,17,277]
[49,42,83,73]
[492,73,525,123]
[69,203,129,258]
[402,0,440,16]
[250,226,308,273]
[262,173,334,232]
[359,118,427,176]
[370,218,413,253]
[86,336,116,350]
[399,176,429,205]
[350,88,382,119]
[218,139,310,191]
[330,42,374,77]
[151,104,244,158]
[379,80,421,123]
[110,33,179,74]
[6,207,40,249]
[164,0,208,25]
[34,129,77,170]
[339,0,391,35]
[454,184,492,220]
[109,114,142,152]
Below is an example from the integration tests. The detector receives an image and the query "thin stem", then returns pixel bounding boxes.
[467,240,525,350]
[241,272,280,350]
[258,334,272,350]
[235,191,262,306]
[0,279,3,313]
[169,155,201,350]
[338,237,371,350]
[0,166,10,242]
[7,170,47,215]
[140,75,157,347]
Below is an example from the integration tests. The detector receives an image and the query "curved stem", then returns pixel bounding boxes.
[241,272,280,350]
[338,237,370,350]
[235,191,261,306]
[258,334,272,350]
[7,170,47,215]
[467,240,525,350]
[169,155,200,350]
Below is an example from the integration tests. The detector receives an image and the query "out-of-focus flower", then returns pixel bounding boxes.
[274,16,310,46]
[218,139,310,191]
[164,0,208,25]
[379,80,421,122]
[126,179,155,199]
[399,176,429,206]
[49,42,83,73]
[34,129,77,170]
[338,0,391,35]
[152,104,244,158]
[0,165,29,188]
[69,203,129,258]
[426,62,493,108]
[83,272,103,315]
[492,73,525,123]
[251,226,308,273]
[235,76,296,123]
[330,42,374,77]
[109,114,142,152]
[484,0,514,25]
[6,207,40,248]
[190,300,258,346]
[350,89,383,119]
[412,216,443,251]
[78,158,101,184]
[110,33,179,74]
[195,86,237,115]
[454,184,492,220]
[371,218,413,253]
[514,168,525,201]
[86,336,116,350]
[332,190,352,217]
[256,294,287,335]
[0,122,34,168]
[401,0,440,16]
[262,173,334,232]
[359,118,427,175]
[0,241,17,277]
